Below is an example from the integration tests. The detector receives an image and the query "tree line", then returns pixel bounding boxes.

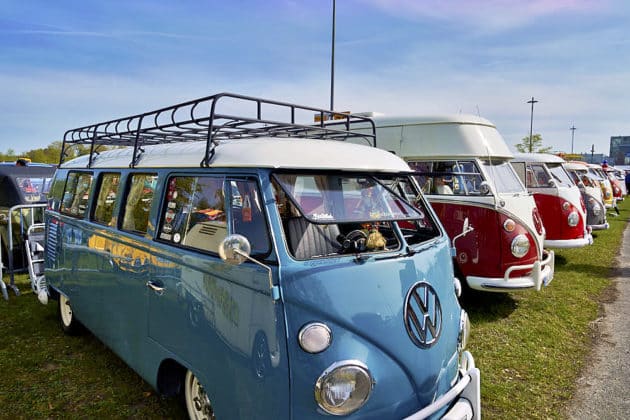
[1,141,93,164]
[3,133,553,164]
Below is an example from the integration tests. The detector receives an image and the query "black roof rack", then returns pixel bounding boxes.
[60,92,376,168]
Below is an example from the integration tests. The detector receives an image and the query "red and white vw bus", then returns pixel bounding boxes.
[510,153,592,248]
[602,162,625,201]
[356,114,554,292]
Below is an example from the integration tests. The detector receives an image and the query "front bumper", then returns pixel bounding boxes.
[590,222,609,230]
[544,233,593,248]
[404,351,481,420]
[466,249,555,292]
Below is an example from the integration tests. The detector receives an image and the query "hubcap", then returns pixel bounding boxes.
[186,372,215,420]
[60,296,73,326]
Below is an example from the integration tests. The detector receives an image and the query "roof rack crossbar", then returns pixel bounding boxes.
[59,92,377,167]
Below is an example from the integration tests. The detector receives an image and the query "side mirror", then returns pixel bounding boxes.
[218,234,280,301]
[461,217,474,237]
[547,179,556,187]
[451,217,474,256]
[479,181,491,195]
[219,234,252,265]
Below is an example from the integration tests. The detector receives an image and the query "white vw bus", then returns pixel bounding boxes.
[510,153,592,248]
[354,114,554,292]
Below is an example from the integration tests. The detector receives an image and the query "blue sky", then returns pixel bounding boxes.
[1,0,629,158]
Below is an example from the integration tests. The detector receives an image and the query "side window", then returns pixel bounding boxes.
[512,162,527,186]
[452,161,483,195]
[530,164,549,187]
[93,173,121,226]
[158,175,227,253]
[409,161,433,193]
[122,173,157,234]
[60,172,93,218]
[228,179,270,254]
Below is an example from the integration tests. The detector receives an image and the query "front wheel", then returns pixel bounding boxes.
[184,370,215,420]
[58,294,83,335]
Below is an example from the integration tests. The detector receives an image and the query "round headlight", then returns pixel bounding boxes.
[315,361,373,416]
[511,234,530,258]
[299,323,332,354]
[588,198,601,215]
[567,211,579,227]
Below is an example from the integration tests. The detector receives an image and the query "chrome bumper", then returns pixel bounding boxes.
[467,249,555,292]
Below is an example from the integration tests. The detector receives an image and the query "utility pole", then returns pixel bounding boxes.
[570,125,576,154]
[590,144,595,163]
[330,0,336,112]
[527,97,538,152]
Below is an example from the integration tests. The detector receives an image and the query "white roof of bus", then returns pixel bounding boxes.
[511,152,567,164]
[356,114,514,160]
[563,161,589,170]
[61,138,412,172]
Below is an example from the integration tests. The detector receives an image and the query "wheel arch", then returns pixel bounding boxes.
[156,358,187,397]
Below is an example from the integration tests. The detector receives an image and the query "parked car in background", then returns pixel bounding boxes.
[353,114,554,293]
[510,153,592,248]
[563,161,609,230]
[0,162,55,277]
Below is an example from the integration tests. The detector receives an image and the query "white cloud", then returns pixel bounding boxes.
[362,0,608,33]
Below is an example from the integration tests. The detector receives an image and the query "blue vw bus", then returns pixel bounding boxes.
[44,93,480,419]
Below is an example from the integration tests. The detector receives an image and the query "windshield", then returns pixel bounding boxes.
[588,168,605,181]
[481,160,526,193]
[15,176,53,202]
[547,163,574,186]
[570,169,596,187]
[273,173,424,223]
[272,173,440,259]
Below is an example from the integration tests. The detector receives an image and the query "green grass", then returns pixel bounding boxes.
[0,279,185,418]
[462,200,628,419]
[0,200,627,419]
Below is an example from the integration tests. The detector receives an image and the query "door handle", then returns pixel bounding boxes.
[146,281,165,295]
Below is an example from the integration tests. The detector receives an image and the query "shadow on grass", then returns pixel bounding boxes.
[459,289,517,323]
[554,254,568,267]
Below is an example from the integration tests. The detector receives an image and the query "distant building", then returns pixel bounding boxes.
[610,136,630,165]
[578,153,606,164]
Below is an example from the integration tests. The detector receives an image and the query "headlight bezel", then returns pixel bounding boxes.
[510,234,530,258]
[314,360,374,416]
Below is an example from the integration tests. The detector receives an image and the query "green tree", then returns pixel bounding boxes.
[515,133,553,153]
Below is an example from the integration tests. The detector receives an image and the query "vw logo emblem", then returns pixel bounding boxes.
[404,282,442,348]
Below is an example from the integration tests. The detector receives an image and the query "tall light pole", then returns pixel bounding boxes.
[527,97,538,152]
[330,0,336,112]
[570,125,576,154]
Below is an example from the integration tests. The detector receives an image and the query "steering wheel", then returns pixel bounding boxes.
[339,230,368,253]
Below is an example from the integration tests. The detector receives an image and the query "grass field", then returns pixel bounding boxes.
[0,199,627,418]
